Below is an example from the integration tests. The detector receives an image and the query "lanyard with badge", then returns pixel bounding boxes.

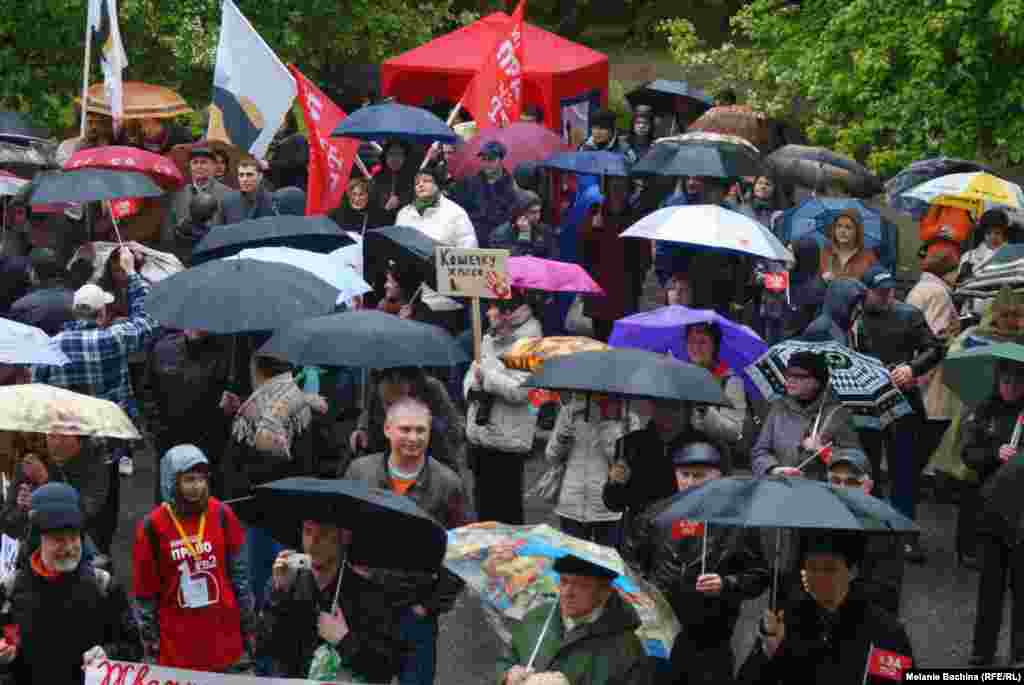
[164,504,217,609]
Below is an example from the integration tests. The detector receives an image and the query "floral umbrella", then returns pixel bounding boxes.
[0,384,140,439]
[445,522,680,659]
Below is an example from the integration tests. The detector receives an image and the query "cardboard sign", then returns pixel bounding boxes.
[671,520,706,540]
[435,247,511,299]
[865,646,912,681]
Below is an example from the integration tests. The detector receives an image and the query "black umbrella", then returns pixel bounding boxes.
[980,461,1024,545]
[259,310,469,369]
[19,168,163,205]
[0,111,49,143]
[192,215,353,265]
[363,225,440,289]
[632,136,762,179]
[8,288,73,336]
[625,80,713,116]
[524,348,729,404]
[147,259,339,334]
[231,477,448,570]
[766,145,883,198]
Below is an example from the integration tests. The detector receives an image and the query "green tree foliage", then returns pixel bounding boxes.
[0,0,455,134]
[660,0,1024,175]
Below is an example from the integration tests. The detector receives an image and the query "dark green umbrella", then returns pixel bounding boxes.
[942,342,1024,407]
[523,348,728,404]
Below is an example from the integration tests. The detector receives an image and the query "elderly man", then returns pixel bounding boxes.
[259,521,405,682]
[164,146,228,243]
[497,554,653,685]
[3,483,132,684]
[396,167,477,248]
[452,141,520,248]
[625,443,768,685]
[344,397,467,685]
[222,158,277,224]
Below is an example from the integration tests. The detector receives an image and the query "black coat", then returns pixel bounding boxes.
[221,189,277,225]
[8,563,130,684]
[258,565,406,681]
[602,426,707,517]
[962,395,1024,485]
[623,495,769,650]
[737,595,914,685]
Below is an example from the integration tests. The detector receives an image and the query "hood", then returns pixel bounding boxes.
[822,278,866,329]
[160,444,209,503]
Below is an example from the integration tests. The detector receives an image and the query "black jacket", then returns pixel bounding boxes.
[8,562,133,684]
[852,302,945,414]
[737,595,914,685]
[451,171,520,248]
[962,395,1024,485]
[602,426,708,518]
[258,565,405,682]
[221,189,277,225]
[623,495,769,649]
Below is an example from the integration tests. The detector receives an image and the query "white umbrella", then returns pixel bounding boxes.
[231,246,372,305]
[620,204,795,263]
[0,318,69,366]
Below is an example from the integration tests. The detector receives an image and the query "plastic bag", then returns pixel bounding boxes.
[308,643,369,683]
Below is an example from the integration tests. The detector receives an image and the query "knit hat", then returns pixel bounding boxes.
[828,447,870,477]
[30,482,83,533]
[788,351,830,387]
[590,108,617,131]
[800,531,865,569]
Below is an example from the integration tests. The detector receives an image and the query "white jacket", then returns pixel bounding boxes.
[464,315,543,454]
[546,396,642,523]
[396,194,478,248]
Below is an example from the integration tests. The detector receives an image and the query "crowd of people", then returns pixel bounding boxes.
[1,76,1023,685]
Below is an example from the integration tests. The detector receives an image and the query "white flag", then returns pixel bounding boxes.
[209,0,297,159]
[87,0,128,131]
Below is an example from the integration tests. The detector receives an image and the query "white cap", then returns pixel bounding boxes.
[73,283,115,310]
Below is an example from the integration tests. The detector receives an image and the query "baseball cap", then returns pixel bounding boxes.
[671,442,723,468]
[861,265,896,290]
[73,283,115,310]
[828,447,869,476]
[477,141,508,160]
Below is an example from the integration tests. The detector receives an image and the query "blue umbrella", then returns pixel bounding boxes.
[330,103,457,144]
[540,151,631,177]
[775,197,897,271]
[610,305,768,399]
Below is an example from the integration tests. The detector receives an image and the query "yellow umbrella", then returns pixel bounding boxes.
[903,171,1024,216]
[0,384,140,439]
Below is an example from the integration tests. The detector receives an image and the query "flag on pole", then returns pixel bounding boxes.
[208,0,296,159]
[462,0,526,130]
[289,66,359,216]
[863,644,912,682]
[87,0,128,133]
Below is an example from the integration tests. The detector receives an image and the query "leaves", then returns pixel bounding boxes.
[659,0,1024,175]
[0,0,455,135]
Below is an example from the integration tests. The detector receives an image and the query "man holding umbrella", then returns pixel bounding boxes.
[624,442,769,685]
[851,265,944,562]
[496,554,654,685]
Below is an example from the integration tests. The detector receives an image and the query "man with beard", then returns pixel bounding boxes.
[4,483,132,684]
[133,445,256,672]
[452,141,519,248]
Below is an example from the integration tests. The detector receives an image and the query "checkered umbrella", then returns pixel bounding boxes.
[744,340,912,429]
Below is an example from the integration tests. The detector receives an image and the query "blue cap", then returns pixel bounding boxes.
[31,482,83,533]
[671,442,723,467]
[477,141,508,160]
[861,265,896,290]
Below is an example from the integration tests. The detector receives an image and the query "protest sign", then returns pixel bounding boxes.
[435,247,510,299]
[87,659,358,685]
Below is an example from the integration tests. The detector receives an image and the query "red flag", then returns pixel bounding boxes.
[865,645,912,681]
[818,444,833,465]
[671,520,706,540]
[109,197,141,220]
[762,271,789,293]
[289,65,360,216]
[463,0,526,130]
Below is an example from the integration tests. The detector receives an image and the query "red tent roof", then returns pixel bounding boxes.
[381,13,608,130]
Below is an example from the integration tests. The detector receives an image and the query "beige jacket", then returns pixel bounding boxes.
[906,272,957,420]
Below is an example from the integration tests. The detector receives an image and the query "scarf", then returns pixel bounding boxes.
[231,372,327,459]
[30,549,60,581]
[412,192,440,215]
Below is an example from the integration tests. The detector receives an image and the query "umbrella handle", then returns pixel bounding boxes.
[526,600,559,670]
[770,528,782,612]
[331,550,348,615]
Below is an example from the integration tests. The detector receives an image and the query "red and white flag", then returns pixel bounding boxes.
[671,520,706,540]
[463,0,526,130]
[289,65,359,216]
[864,645,912,682]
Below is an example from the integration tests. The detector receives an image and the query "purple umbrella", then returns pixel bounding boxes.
[609,305,768,398]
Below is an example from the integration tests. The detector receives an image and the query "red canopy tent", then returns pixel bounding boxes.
[381,13,608,134]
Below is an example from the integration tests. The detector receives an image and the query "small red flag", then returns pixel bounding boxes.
[818,444,833,465]
[671,520,705,540]
[865,645,912,681]
[109,197,141,220]
[762,271,789,293]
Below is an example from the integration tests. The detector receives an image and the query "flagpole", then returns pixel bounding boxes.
[80,5,94,139]
[421,98,464,171]
[862,642,874,685]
